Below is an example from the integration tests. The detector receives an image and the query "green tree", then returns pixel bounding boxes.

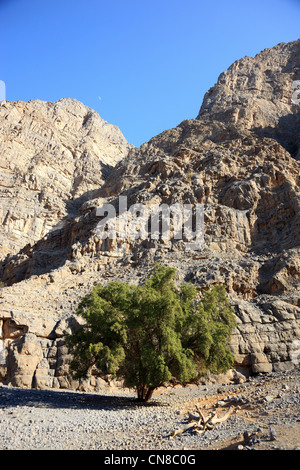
[66,264,236,402]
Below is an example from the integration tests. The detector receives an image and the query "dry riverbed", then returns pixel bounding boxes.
[0,368,299,451]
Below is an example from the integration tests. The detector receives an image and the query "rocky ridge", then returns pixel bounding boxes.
[0,39,299,392]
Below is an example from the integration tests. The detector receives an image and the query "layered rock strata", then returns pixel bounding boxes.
[0,98,132,259]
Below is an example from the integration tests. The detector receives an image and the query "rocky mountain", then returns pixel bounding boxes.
[0,98,132,259]
[0,39,299,391]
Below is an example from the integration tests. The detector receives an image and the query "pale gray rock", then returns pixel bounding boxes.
[0,98,132,259]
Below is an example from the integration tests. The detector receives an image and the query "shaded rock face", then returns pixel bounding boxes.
[0,40,300,391]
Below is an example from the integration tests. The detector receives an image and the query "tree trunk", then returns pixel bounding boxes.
[137,385,155,402]
[144,387,154,402]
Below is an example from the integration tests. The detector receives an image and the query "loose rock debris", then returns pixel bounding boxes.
[0,369,299,450]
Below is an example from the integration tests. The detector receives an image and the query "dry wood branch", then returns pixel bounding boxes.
[195,404,207,423]
[170,404,235,439]
[211,406,234,425]
[170,422,198,439]
[203,411,216,428]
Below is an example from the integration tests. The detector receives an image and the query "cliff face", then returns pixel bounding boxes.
[198,40,300,158]
[0,98,132,259]
[0,40,299,391]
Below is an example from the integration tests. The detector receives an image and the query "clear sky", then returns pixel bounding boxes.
[0,0,299,147]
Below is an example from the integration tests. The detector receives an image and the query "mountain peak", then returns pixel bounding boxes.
[197,39,300,158]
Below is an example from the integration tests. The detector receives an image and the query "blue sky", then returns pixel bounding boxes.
[0,0,299,146]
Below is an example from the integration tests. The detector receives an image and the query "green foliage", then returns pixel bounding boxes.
[66,263,236,402]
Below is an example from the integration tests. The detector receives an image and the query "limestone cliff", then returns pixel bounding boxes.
[198,39,300,158]
[0,39,299,391]
[0,98,132,259]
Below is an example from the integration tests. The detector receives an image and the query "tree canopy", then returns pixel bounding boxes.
[66,264,236,402]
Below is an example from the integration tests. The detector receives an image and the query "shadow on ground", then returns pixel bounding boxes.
[0,386,167,411]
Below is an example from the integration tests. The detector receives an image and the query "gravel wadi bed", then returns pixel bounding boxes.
[0,369,299,451]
